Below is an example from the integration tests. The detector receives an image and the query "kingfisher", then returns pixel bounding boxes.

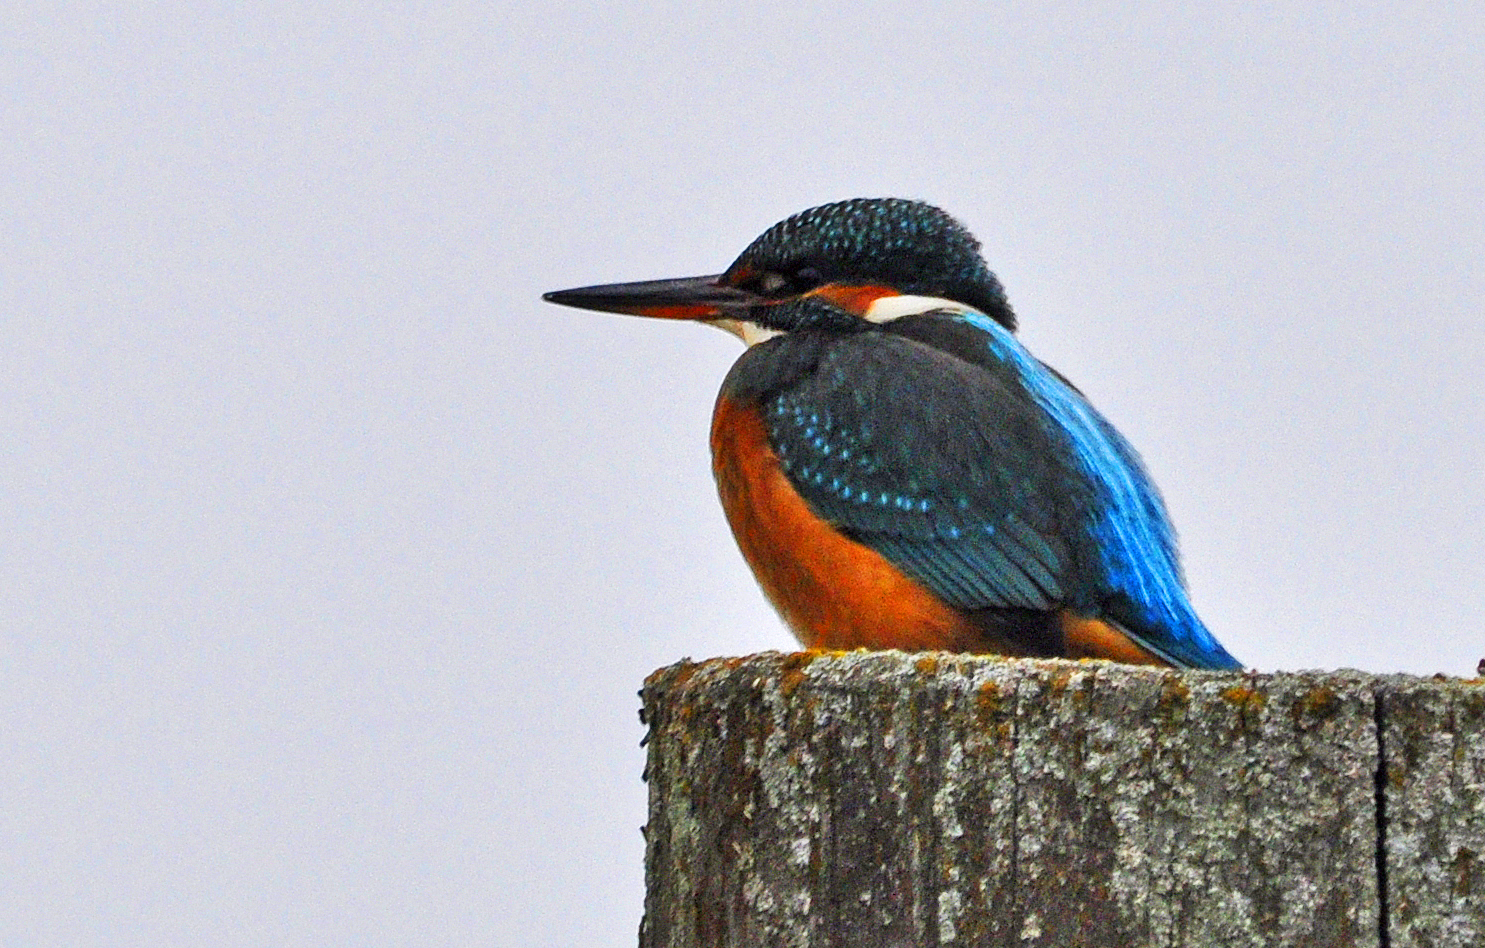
[544,198,1242,670]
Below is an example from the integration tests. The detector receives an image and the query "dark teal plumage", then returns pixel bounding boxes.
[546,197,1243,670]
[725,198,1018,331]
[721,304,1241,671]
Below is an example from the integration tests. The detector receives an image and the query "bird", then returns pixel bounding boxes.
[543,198,1242,670]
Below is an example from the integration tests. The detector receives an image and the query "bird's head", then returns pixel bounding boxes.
[543,198,1015,343]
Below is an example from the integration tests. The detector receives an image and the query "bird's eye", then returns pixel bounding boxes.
[757,272,791,295]
[791,267,824,292]
[746,267,825,297]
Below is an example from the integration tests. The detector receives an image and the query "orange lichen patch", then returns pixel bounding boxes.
[803,647,858,659]
[807,282,897,316]
[712,396,1011,654]
[645,660,701,692]
[1048,666,1077,697]
[1221,682,1267,716]
[975,680,1007,722]
[1058,613,1170,667]
[779,650,818,698]
[1291,685,1341,725]
[914,654,941,676]
[1157,675,1192,713]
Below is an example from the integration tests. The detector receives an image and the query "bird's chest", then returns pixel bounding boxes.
[708,392,983,651]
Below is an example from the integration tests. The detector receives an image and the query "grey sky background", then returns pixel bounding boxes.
[3,3,1482,945]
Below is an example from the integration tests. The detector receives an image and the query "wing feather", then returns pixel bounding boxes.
[762,331,1083,615]
[753,315,1242,671]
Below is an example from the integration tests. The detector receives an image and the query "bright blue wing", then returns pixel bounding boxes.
[758,314,1241,670]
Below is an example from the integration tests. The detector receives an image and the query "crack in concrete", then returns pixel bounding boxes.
[1374,690,1392,948]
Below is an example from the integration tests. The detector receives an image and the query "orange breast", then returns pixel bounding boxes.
[711,395,999,652]
[710,395,1175,665]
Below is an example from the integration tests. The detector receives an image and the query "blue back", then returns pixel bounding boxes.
[959,313,1239,669]
[731,311,1242,671]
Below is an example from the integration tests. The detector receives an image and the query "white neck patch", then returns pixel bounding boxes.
[863,294,982,323]
[706,295,984,346]
[709,318,784,347]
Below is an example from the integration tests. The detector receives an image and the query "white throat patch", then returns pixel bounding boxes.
[709,318,784,347]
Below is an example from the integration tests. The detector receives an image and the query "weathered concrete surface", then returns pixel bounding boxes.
[640,652,1390,948]
[1382,676,1485,947]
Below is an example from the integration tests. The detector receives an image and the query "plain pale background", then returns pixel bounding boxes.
[3,2,1482,945]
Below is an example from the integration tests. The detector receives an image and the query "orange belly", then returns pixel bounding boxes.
[710,395,1171,665]
[1059,613,1166,666]
[712,396,1009,652]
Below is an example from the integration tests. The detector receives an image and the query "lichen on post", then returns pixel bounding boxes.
[639,652,1386,948]
[1381,677,1485,946]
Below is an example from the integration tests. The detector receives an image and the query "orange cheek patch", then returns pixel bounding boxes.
[807,283,898,316]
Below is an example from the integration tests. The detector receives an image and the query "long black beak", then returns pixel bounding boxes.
[542,274,757,320]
